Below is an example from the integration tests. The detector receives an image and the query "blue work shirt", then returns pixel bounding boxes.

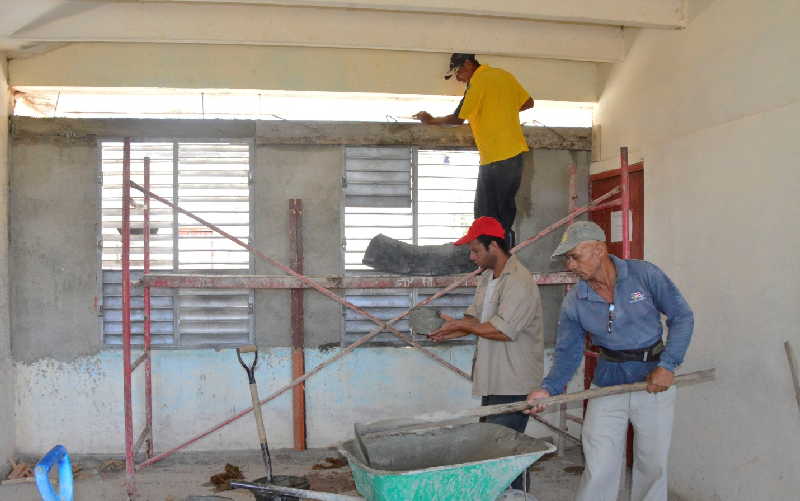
[541,255,694,395]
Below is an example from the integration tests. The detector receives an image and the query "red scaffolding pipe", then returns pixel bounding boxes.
[138,271,578,290]
[143,156,154,459]
[289,199,307,451]
[121,139,135,498]
[581,147,632,452]
[567,163,577,223]
[134,185,621,470]
[621,146,631,259]
[589,199,622,213]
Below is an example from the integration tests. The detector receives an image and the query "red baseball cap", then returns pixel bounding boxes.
[454,217,505,245]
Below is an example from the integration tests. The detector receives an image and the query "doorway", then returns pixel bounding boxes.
[590,162,644,259]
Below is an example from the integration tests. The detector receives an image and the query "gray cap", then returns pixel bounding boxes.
[552,221,606,258]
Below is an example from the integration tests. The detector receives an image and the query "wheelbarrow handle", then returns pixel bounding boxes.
[230,480,365,501]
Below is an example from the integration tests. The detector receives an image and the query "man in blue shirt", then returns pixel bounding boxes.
[526,221,694,501]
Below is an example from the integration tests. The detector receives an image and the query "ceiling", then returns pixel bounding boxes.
[1,1,687,62]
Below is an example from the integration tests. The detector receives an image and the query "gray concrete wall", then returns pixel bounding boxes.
[9,137,100,362]
[516,149,590,345]
[254,145,344,348]
[0,53,14,477]
[10,117,589,358]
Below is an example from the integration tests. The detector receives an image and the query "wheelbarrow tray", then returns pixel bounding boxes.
[338,422,555,501]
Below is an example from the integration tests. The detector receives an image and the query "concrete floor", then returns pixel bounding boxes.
[0,444,587,501]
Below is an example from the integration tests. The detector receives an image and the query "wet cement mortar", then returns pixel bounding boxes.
[0,444,589,501]
[342,424,552,471]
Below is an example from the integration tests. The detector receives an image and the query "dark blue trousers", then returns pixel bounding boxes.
[475,152,524,245]
[481,394,530,490]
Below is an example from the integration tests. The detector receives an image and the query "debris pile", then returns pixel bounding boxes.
[209,464,245,492]
[3,459,33,485]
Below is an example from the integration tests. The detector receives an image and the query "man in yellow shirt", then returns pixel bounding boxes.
[414,53,533,247]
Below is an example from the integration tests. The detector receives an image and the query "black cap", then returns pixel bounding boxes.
[444,53,477,80]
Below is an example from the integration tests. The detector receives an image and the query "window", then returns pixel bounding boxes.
[343,147,478,345]
[99,140,254,347]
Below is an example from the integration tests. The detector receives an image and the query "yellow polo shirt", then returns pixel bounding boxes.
[457,65,531,165]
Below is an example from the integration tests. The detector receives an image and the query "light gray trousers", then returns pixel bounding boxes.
[576,386,676,501]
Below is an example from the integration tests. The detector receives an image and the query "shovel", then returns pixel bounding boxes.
[236,344,273,482]
[355,368,716,442]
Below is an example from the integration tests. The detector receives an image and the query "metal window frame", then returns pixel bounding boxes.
[342,145,478,346]
[410,146,420,343]
[413,147,481,345]
[98,136,256,348]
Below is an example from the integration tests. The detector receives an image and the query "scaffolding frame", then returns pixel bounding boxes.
[119,138,631,498]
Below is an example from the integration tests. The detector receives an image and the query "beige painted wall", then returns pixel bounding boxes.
[9,43,600,102]
[0,52,14,476]
[593,0,800,499]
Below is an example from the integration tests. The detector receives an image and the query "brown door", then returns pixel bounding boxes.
[590,163,644,259]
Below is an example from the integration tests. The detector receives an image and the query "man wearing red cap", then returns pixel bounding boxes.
[429,216,543,490]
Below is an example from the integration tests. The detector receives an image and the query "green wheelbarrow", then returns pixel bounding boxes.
[231,422,554,501]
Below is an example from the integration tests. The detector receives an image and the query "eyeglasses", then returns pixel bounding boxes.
[607,303,616,335]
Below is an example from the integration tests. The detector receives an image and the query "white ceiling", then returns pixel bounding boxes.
[1,1,687,61]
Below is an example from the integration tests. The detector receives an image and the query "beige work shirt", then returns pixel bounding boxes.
[465,255,544,397]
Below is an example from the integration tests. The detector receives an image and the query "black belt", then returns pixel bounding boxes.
[599,340,664,363]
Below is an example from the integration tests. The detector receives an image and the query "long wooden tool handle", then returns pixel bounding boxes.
[785,342,800,415]
[249,383,273,481]
[359,368,715,436]
[250,384,269,444]
[230,480,365,501]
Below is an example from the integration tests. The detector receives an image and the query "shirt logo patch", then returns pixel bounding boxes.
[630,291,645,303]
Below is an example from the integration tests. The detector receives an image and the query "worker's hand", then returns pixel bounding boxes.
[428,314,467,343]
[524,388,551,414]
[646,367,674,393]
[428,330,466,343]
[413,111,433,124]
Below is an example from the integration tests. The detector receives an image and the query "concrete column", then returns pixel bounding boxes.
[0,52,15,477]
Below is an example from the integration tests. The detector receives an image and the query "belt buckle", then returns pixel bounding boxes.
[643,351,649,362]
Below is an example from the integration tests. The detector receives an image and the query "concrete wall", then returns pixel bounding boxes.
[517,149,590,346]
[254,145,344,348]
[0,52,14,477]
[13,347,587,455]
[9,43,600,103]
[10,117,588,454]
[10,137,99,362]
[15,346,478,454]
[593,0,800,499]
